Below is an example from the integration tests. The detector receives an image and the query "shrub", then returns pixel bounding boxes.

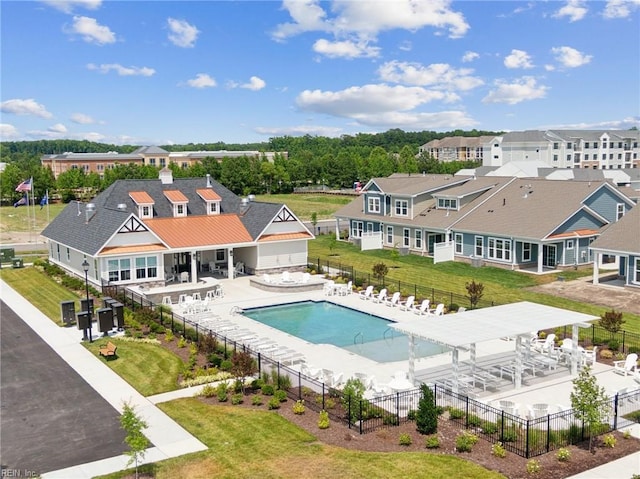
[216,383,228,402]
[448,407,465,420]
[455,431,478,452]
[482,421,498,435]
[274,389,288,403]
[600,349,613,359]
[164,329,174,342]
[526,459,541,474]
[231,394,244,405]
[491,442,507,458]
[252,395,263,406]
[608,339,620,352]
[267,397,281,410]
[207,354,222,368]
[318,410,330,429]
[219,360,233,372]
[342,378,366,424]
[425,435,440,449]
[293,400,305,415]
[465,280,484,309]
[467,414,483,427]
[599,309,625,334]
[416,384,438,435]
[603,433,617,448]
[383,414,399,426]
[398,433,412,446]
[406,409,417,421]
[500,428,518,443]
[623,430,632,439]
[556,447,571,462]
[199,384,216,398]
[177,336,187,348]
[149,321,164,334]
[261,384,275,396]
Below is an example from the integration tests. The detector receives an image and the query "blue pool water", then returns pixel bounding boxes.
[242,301,449,363]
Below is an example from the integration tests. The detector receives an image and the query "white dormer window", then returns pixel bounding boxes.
[394,200,408,216]
[176,204,186,216]
[196,188,221,216]
[209,202,219,214]
[140,205,152,219]
[437,198,458,210]
[164,190,189,217]
[367,196,380,213]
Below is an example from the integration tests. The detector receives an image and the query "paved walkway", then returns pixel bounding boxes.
[0,280,207,479]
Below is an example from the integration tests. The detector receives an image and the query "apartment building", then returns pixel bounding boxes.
[418,136,493,163]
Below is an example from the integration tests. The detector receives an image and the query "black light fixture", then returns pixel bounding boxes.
[82,259,93,343]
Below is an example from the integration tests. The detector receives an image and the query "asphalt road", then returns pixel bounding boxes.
[0,301,127,476]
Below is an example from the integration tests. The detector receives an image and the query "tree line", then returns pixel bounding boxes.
[0,128,499,203]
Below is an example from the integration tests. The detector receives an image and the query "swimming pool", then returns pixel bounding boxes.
[242,301,449,363]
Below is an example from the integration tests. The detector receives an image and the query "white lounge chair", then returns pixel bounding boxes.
[280,271,292,283]
[531,333,556,354]
[384,291,401,307]
[337,280,353,296]
[399,295,415,311]
[323,280,336,296]
[180,271,189,283]
[613,353,638,376]
[582,346,597,366]
[428,303,445,316]
[358,285,374,300]
[413,299,430,315]
[161,296,172,306]
[372,288,387,304]
[262,273,272,284]
[301,363,323,380]
[299,272,311,284]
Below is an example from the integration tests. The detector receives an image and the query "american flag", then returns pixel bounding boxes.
[15,177,32,192]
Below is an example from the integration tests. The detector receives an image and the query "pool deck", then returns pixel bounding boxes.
[179,274,640,413]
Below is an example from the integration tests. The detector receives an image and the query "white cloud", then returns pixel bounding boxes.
[167,18,200,48]
[48,123,68,133]
[185,73,216,88]
[254,125,343,137]
[87,63,155,76]
[240,76,266,91]
[313,38,380,59]
[41,0,102,14]
[0,124,20,140]
[296,84,455,122]
[398,40,412,52]
[70,113,96,124]
[377,61,483,92]
[462,51,479,62]
[551,46,592,68]
[542,116,640,130]
[350,110,477,129]
[66,16,116,45]
[602,0,640,19]
[553,0,588,22]
[482,77,549,104]
[1,98,53,118]
[272,0,470,57]
[504,49,534,69]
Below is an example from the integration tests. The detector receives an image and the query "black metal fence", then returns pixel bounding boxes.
[309,257,496,310]
[102,282,640,459]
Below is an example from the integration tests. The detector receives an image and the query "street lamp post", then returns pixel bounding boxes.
[82,259,93,343]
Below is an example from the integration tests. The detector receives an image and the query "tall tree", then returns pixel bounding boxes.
[570,366,611,453]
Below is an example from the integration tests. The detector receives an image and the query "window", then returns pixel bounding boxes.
[216,250,226,262]
[522,242,532,262]
[415,229,422,249]
[66,247,70,261]
[97,164,104,171]
[141,205,151,218]
[403,228,410,247]
[488,238,511,261]
[387,226,393,244]
[367,196,381,213]
[176,204,185,216]
[618,142,623,148]
[395,200,408,216]
[617,203,625,221]
[567,154,571,162]
[474,236,484,257]
[351,221,363,238]
[584,142,590,149]
[366,222,373,233]
[149,158,156,166]
[553,143,559,149]
[181,162,188,169]
[602,154,606,160]
[609,142,614,149]
[584,154,589,161]
[209,202,218,214]
[634,258,640,284]
[135,256,157,279]
[437,198,458,209]
[566,240,574,250]
[553,155,558,162]
[455,233,463,254]
[567,142,572,149]
[108,258,131,282]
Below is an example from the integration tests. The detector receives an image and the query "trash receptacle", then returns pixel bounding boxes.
[11,257,24,268]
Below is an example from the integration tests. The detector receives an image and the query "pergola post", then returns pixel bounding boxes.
[592,252,600,285]
[515,335,523,389]
[190,250,197,283]
[227,248,234,279]
[571,324,580,376]
[470,343,477,375]
[452,348,459,394]
[408,335,416,384]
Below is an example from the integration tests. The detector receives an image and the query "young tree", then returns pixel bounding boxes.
[465,280,485,309]
[120,401,150,479]
[230,350,258,393]
[599,309,625,336]
[372,262,389,284]
[570,366,611,453]
[416,383,438,435]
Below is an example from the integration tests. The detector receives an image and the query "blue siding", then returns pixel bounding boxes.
[554,209,604,234]
[583,186,629,223]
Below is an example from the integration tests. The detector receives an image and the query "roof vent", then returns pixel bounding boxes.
[206,173,212,188]
[85,203,96,223]
[159,167,173,184]
[117,203,127,211]
[247,194,256,202]
[239,197,250,215]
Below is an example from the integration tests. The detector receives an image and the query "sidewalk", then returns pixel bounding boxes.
[0,280,208,479]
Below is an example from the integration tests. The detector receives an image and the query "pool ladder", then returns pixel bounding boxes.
[384,327,395,341]
[353,331,363,345]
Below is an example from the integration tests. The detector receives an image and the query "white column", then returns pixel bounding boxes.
[571,324,580,376]
[227,248,234,279]
[515,336,522,389]
[190,251,197,283]
[470,343,477,374]
[537,243,544,273]
[592,252,600,285]
[452,348,459,394]
[335,219,340,241]
[408,335,416,384]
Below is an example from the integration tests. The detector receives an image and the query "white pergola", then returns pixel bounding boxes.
[391,301,597,391]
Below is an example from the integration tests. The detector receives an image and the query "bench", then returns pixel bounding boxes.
[99,341,117,358]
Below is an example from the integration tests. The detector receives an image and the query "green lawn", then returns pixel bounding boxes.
[0,203,66,232]
[255,193,353,221]
[84,338,183,396]
[96,398,506,479]
[0,267,81,325]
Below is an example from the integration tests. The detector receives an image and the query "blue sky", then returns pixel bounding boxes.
[1,0,639,145]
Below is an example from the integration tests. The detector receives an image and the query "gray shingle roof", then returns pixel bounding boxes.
[590,205,640,255]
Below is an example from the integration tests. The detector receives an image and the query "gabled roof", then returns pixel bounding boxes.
[452,179,614,240]
[590,205,640,256]
[163,190,189,203]
[129,191,154,204]
[364,174,471,196]
[196,188,221,201]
